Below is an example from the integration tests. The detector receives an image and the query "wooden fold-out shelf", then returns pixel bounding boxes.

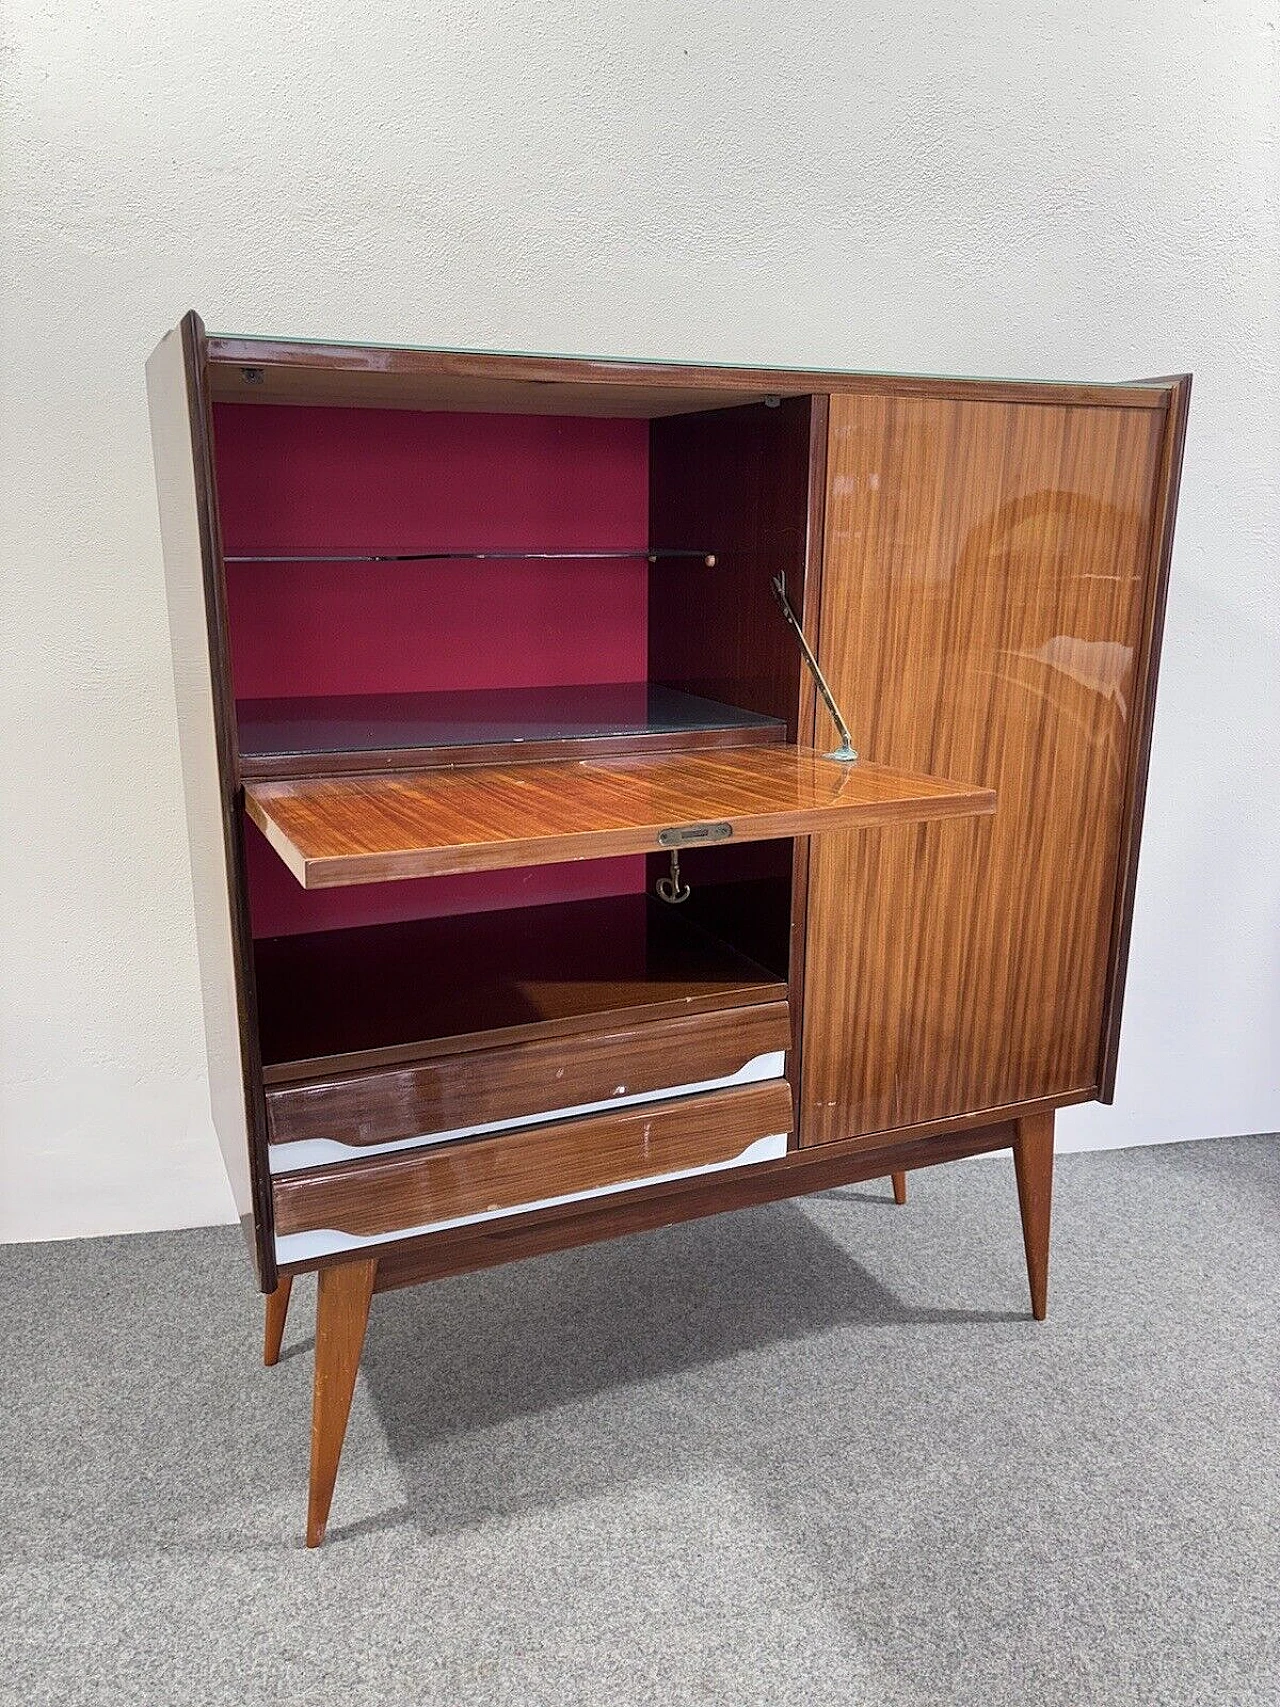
[244,745,996,889]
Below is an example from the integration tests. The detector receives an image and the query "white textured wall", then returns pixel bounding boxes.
[2,1,1277,1240]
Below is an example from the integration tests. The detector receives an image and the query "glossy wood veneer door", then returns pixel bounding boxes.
[801,388,1172,1144]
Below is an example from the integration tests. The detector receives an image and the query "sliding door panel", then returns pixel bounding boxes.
[801,386,1177,1144]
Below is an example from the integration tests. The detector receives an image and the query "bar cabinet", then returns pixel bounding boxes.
[147,314,1189,1544]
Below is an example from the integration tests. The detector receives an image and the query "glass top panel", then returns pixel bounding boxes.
[210,328,1157,391]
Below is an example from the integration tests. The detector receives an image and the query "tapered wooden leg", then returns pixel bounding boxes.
[890,1171,907,1205]
[263,1275,293,1367]
[1013,1112,1054,1321]
[307,1257,377,1548]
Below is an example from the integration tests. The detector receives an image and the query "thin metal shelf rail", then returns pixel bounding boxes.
[226,548,718,564]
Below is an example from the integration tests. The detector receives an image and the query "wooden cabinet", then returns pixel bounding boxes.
[148,316,1188,1544]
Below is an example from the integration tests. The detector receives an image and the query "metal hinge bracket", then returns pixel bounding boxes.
[770,574,859,763]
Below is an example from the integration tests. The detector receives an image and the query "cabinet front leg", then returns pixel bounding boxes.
[890,1171,907,1205]
[1012,1112,1054,1321]
[263,1275,293,1366]
[307,1256,378,1548]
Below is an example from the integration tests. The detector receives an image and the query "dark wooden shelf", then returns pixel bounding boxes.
[237,683,784,779]
[244,744,997,889]
[254,893,787,1083]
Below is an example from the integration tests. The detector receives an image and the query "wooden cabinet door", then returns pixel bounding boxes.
[800,379,1189,1147]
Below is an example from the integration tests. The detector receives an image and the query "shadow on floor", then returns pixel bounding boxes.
[352,1195,1024,1539]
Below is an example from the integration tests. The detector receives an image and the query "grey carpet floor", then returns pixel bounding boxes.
[1,1136,1276,1707]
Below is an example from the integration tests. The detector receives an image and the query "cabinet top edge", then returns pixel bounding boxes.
[196,328,1183,412]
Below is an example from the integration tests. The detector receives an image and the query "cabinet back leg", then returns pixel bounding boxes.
[263,1276,293,1366]
[307,1257,378,1548]
[1012,1112,1054,1321]
[890,1171,907,1205]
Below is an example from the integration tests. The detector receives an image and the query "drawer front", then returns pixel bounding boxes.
[273,1078,794,1258]
[266,1000,790,1155]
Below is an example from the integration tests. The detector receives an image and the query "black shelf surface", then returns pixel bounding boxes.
[237,683,784,776]
[254,892,787,1083]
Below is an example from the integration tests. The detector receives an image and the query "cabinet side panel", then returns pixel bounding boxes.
[802,390,1167,1144]
[1097,375,1192,1098]
[146,315,274,1285]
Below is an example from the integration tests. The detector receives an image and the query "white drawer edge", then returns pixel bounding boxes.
[267,1049,787,1176]
[274,1130,789,1264]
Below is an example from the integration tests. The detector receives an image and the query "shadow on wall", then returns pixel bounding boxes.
[1103,571,1280,1130]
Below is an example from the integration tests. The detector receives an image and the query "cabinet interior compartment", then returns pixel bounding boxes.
[215,392,817,1083]
[253,864,794,1085]
[215,393,813,779]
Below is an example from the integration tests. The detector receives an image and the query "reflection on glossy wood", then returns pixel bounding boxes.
[307,1257,376,1547]
[802,389,1169,1144]
[273,1080,793,1241]
[245,746,995,889]
[267,1001,791,1150]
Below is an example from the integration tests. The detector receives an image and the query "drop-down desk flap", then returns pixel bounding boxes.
[244,745,996,889]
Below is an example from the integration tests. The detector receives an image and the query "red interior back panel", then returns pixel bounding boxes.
[213,403,650,934]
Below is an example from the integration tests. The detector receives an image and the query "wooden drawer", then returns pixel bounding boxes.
[273,1078,794,1256]
[266,1000,790,1155]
